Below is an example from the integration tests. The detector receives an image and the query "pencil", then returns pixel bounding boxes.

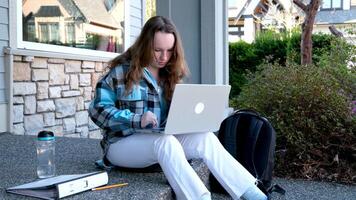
[92,183,128,191]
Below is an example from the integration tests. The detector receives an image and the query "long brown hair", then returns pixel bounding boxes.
[109,16,189,101]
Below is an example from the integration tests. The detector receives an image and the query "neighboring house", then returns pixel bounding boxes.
[228,0,261,43]
[229,0,356,43]
[0,0,229,135]
[314,0,356,44]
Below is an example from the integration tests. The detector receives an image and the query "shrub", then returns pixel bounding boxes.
[233,61,355,184]
[254,30,288,65]
[229,41,259,97]
[229,31,342,97]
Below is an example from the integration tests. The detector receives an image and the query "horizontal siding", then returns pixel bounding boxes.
[0,73,4,89]
[0,56,4,72]
[0,40,8,54]
[130,26,142,37]
[0,2,8,103]
[130,15,142,28]
[0,24,8,40]
[131,6,142,18]
[130,0,143,42]
[0,0,9,8]
[0,6,8,23]
[131,0,142,8]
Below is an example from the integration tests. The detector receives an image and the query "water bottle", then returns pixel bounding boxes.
[36,131,55,178]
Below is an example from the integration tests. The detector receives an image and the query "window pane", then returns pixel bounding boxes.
[22,0,125,53]
[332,0,342,8]
[322,0,331,8]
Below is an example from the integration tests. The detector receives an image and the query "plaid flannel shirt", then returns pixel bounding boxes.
[89,63,167,154]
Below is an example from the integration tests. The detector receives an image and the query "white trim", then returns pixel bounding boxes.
[4,52,13,133]
[124,0,131,50]
[0,104,7,132]
[4,47,113,62]
[10,0,129,59]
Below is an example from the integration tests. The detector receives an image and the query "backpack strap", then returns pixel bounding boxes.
[257,181,286,199]
[243,113,264,178]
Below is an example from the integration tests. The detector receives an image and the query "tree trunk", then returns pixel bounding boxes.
[293,0,321,65]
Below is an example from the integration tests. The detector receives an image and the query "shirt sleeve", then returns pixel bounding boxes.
[88,71,142,131]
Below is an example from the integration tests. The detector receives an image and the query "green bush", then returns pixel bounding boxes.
[232,61,355,183]
[229,31,344,96]
[254,30,288,65]
[229,41,259,97]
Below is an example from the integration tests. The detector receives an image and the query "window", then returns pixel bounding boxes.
[322,0,343,9]
[17,0,127,57]
[104,0,117,11]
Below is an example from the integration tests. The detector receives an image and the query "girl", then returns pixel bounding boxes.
[89,16,267,200]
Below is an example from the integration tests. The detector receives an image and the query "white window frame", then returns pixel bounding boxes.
[10,0,130,59]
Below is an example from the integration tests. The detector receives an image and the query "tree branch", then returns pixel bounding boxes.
[293,0,307,12]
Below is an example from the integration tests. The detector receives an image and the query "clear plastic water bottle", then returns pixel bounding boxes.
[36,131,55,178]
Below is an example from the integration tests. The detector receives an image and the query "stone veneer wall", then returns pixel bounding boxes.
[12,55,104,139]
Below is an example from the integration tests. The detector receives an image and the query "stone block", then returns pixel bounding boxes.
[83,86,92,101]
[75,111,88,126]
[13,62,31,81]
[63,117,76,133]
[55,98,76,118]
[37,100,55,112]
[31,57,48,68]
[62,90,81,97]
[95,62,104,72]
[82,61,95,69]
[24,95,36,114]
[13,82,36,96]
[70,74,78,89]
[13,96,24,104]
[76,126,89,138]
[76,96,84,111]
[49,64,66,85]
[22,56,34,62]
[43,112,56,127]
[32,69,49,81]
[89,130,103,139]
[13,105,24,123]
[37,82,49,99]
[48,58,65,64]
[24,114,44,133]
[79,74,91,86]
[49,86,61,98]
[65,60,81,73]
[12,123,25,135]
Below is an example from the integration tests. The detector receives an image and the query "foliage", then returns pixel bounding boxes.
[229,31,345,96]
[229,41,259,97]
[231,53,356,183]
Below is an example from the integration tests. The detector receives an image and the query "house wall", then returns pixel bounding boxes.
[5,0,145,135]
[156,0,229,85]
[0,0,9,132]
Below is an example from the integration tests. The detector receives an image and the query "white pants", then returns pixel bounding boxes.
[107,132,256,200]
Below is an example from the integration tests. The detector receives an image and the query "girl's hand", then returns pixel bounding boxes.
[141,111,158,128]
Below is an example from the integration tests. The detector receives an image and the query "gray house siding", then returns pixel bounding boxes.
[157,0,228,85]
[0,1,9,103]
[0,0,9,132]
[130,0,144,45]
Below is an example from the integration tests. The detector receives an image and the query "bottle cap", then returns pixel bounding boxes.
[37,131,55,141]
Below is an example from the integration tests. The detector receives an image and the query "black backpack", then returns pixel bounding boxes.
[210,109,285,197]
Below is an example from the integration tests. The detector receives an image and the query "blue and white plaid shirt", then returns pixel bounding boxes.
[89,63,168,153]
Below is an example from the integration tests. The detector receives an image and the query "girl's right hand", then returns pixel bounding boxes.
[141,111,158,128]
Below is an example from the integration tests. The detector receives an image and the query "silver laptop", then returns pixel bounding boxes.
[136,84,231,135]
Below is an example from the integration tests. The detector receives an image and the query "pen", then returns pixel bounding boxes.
[92,183,128,191]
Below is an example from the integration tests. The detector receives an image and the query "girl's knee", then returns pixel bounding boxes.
[154,135,182,153]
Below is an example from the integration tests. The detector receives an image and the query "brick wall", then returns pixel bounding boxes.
[12,55,105,139]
